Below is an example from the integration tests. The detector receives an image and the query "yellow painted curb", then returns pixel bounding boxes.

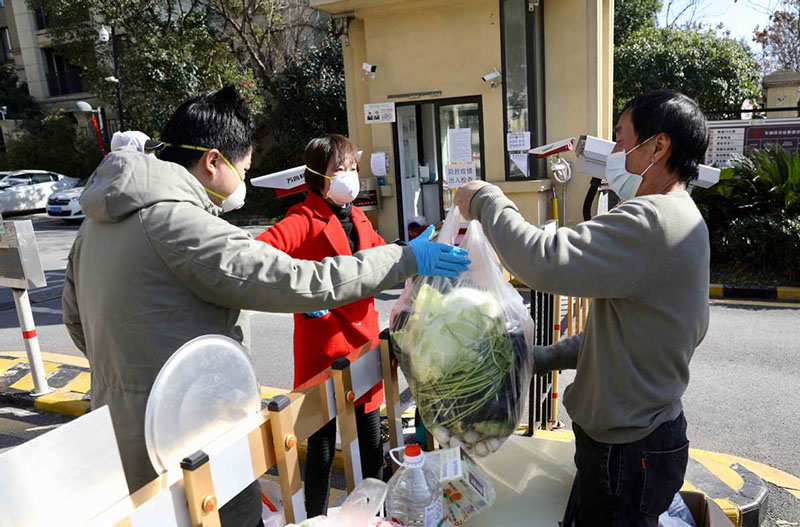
[690,448,745,493]
[704,450,800,501]
[709,284,724,298]
[777,286,800,302]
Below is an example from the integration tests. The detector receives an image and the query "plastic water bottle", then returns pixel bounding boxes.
[385,445,443,527]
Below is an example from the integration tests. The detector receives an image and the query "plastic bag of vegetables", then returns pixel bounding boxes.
[390,205,534,457]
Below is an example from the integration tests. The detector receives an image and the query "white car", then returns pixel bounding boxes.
[0,170,80,214]
[47,181,87,221]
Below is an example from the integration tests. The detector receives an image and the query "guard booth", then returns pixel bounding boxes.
[311,0,614,240]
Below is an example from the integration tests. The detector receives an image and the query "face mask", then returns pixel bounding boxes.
[307,166,361,205]
[163,143,246,212]
[604,136,655,201]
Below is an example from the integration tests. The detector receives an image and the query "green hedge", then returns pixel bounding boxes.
[711,214,800,282]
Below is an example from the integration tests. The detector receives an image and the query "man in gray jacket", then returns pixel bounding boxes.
[62,87,468,526]
[455,90,710,526]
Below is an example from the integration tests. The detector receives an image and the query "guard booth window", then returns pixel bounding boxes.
[501,0,546,180]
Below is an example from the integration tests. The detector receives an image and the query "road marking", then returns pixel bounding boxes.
[32,306,63,315]
[9,361,61,392]
[0,406,36,417]
[25,424,60,432]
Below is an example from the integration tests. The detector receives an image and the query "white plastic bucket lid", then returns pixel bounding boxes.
[144,335,261,473]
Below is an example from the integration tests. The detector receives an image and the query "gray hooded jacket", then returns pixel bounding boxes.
[63,149,415,491]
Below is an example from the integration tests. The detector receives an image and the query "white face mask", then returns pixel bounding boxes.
[220,179,247,213]
[604,136,655,201]
[326,170,360,205]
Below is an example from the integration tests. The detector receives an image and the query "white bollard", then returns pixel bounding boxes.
[12,288,53,396]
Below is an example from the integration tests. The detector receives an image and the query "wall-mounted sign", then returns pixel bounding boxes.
[364,102,396,124]
[507,132,531,152]
[445,163,477,188]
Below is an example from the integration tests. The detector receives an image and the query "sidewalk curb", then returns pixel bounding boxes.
[709,283,800,303]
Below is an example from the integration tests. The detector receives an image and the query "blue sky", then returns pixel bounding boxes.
[657,0,775,48]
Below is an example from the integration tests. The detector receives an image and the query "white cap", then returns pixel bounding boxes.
[110,131,164,154]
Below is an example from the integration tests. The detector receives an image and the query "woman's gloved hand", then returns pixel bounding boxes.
[408,225,471,278]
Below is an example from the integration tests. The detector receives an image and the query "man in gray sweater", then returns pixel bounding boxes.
[455,90,710,526]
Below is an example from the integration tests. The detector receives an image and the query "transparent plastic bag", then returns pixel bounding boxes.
[285,479,388,527]
[390,206,534,457]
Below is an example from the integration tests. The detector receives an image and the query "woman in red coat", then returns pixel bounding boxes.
[256,135,385,516]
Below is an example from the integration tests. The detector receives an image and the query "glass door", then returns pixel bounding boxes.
[436,98,485,213]
[393,97,484,240]
[396,105,423,240]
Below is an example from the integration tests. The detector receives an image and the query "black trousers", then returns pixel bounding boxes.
[219,480,264,527]
[304,405,383,516]
[563,412,690,527]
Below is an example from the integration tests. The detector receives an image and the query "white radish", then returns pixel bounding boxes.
[462,431,481,444]
[432,426,451,445]
[449,437,465,451]
[487,438,502,452]
[474,441,489,457]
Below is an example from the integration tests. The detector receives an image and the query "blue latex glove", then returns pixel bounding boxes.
[408,225,471,278]
[304,310,329,318]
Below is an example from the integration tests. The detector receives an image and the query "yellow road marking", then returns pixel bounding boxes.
[689,448,744,492]
[709,284,724,297]
[0,358,22,373]
[9,361,61,392]
[2,351,89,368]
[66,371,91,393]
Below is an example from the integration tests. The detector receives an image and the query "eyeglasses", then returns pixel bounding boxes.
[162,143,244,182]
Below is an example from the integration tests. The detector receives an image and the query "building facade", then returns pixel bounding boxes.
[312,0,613,240]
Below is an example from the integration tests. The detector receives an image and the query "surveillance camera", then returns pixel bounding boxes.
[482,69,502,83]
[0,106,7,113]
[362,63,377,74]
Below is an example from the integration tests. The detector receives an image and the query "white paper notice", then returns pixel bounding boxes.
[510,153,529,176]
[448,128,473,163]
[445,163,477,188]
[364,102,396,124]
[370,152,388,176]
[507,131,531,152]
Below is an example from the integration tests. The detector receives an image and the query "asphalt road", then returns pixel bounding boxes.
[1,214,799,524]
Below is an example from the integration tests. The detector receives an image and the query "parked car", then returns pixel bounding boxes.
[47,179,88,221]
[0,170,80,214]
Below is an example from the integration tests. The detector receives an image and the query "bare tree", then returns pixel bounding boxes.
[203,0,329,96]
[754,0,800,73]
[663,0,714,28]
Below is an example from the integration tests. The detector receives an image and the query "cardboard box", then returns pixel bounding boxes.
[680,491,734,527]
